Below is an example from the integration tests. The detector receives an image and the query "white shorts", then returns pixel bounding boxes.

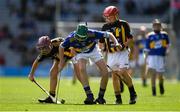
[138,54,145,66]
[71,57,78,64]
[107,50,129,71]
[74,46,103,63]
[147,55,165,73]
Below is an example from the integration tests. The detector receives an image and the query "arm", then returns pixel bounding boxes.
[28,59,39,81]
[108,32,122,50]
[59,45,65,72]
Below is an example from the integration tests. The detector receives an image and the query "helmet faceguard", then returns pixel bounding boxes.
[75,24,88,41]
[152,19,162,33]
[36,36,52,55]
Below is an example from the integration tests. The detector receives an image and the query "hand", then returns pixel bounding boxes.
[115,44,123,51]
[28,74,35,82]
[70,47,77,56]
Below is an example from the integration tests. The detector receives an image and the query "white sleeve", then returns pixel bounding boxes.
[103,32,110,38]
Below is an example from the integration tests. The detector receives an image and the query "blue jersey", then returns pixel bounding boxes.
[61,29,109,53]
[135,37,146,54]
[145,31,170,56]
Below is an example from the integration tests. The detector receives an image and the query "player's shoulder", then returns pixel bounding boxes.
[51,37,64,43]
[146,31,155,37]
[160,31,168,35]
[118,19,131,29]
[51,37,64,47]
[119,19,129,25]
[67,31,76,42]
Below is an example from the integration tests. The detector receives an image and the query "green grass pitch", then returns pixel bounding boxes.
[0,77,180,111]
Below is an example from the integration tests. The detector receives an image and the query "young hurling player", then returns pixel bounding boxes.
[145,19,170,96]
[59,24,121,104]
[99,6,137,104]
[28,36,81,103]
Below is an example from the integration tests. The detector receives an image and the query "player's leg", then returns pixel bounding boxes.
[119,68,137,104]
[147,68,157,96]
[156,56,166,95]
[118,50,137,104]
[140,64,147,87]
[138,54,147,86]
[38,60,60,103]
[78,58,95,104]
[95,59,109,104]
[158,72,164,95]
[119,78,124,93]
[72,63,82,84]
[112,72,122,104]
[49,60,60,95]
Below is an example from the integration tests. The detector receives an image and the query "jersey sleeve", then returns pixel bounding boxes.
[123,21,133,39]
[95,30,110,40]
[60,32,75,48]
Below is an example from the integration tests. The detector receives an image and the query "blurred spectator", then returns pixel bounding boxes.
[21,48,37,66]
[76,0,88,4]
[9,32,28,52]
[95,0,106,4]
[20,0,28,18]
[19,16,36,30]
[0,54,5,65]
[109,0,119,4]
[33,2,55,21]
[0,25,13,41]
[49,24,56,38]
[124,0,137,14]
[143,0,169,15]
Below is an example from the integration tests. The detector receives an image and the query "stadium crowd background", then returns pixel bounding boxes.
[0,0,179,79]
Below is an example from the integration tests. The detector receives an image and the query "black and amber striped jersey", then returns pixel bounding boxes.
[37,37,74,62]
[99,20,133,53]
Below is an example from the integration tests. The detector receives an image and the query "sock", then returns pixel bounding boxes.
[143,79,147,86]
[159,80,164,87]
[115,91,122,100]
[116,94,122,100]
[84,86,93,99]
[49,91,55,97]
[98,88,106,99]
[152,86,156,95]
[128,86,136,96]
